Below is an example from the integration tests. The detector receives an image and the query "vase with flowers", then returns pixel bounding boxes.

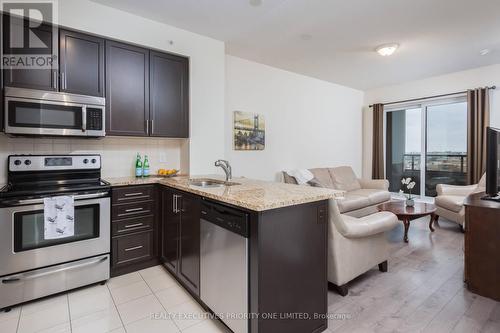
[400,177,416,207]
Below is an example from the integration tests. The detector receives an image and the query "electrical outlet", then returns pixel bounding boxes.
[159,152,167,163]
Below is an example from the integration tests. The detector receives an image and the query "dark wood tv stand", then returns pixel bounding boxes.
[464,191,500,301]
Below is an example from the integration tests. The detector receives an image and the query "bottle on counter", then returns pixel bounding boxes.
[135,153,143,177]
[143,155,150,177]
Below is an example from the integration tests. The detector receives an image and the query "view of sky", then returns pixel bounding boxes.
[405,102,467,153]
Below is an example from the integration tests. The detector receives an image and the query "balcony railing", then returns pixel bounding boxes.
[392,153,468,197]
[403,153,467,173]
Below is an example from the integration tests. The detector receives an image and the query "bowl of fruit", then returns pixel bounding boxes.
[157,169,179,177]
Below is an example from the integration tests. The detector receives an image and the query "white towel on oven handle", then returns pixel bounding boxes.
[44,195,75,240]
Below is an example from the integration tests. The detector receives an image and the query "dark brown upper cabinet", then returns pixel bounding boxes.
[2,14,58,91]
[59,29,104,97]
[149,51,189,138]
[1,13,190,138]
[105,41,149,136]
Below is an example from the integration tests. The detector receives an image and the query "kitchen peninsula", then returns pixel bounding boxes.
[108,175,344,333]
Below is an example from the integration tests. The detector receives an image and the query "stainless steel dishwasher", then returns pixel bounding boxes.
[200,201,249,333]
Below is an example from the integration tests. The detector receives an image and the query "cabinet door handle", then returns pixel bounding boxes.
[146,120,149,134]
[124,192,144,197]
[178,195,183,213]
[61,72,66,90]
[125,207,143,213]
[124,245,143,252]
[151,119,154,134]
[117,208,149,217]
[124,223,143,228]
[53,71,57,89]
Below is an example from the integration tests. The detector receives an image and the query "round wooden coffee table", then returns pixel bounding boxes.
[377,201,437,243]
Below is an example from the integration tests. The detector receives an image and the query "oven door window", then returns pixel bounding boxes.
[13,204,100,252]
[8,101,83,129]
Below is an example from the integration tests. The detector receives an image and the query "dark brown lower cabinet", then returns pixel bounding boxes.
[251,201,328,333]
[111,185,159,277]
[110,183,327,333]
[161,187,200,296]
[464,192,500,301]
[159,187,327,333]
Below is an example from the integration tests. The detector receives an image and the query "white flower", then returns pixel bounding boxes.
[408,182,416,190]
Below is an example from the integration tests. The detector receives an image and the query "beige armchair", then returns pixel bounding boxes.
[434,175,486,229]
[327,199,399,296]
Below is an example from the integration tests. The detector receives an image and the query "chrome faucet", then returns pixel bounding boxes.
[215,160,232,181]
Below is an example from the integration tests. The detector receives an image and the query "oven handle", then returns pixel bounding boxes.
[1,256,108,284]
[9,192,108,206]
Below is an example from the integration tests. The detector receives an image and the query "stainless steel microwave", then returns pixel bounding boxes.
[4,87,105,137]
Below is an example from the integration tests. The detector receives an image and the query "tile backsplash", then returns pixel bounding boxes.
[0,135,186,184]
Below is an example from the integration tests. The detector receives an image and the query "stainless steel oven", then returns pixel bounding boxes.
[0,192,110,309]
[0,154,111,309]
[4,87,105,137]
[0,192,110,277]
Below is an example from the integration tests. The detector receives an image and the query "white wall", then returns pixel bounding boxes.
[362,64,500,178]
[225,56,365,181]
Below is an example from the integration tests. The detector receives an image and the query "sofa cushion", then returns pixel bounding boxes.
[309,168,335,189]
[349,189,391,205]
[435,195,465,213]
[329,166,361,191]
[336,194,371,213]
[282,172,298,184]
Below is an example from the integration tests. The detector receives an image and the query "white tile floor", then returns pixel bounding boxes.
[0,265,230,333]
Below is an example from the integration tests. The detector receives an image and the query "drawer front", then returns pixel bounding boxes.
[112,185,155,204]
[112,231,153,266]
[112,200,154,220]
[112,215,154,236]
[0,255,109,309]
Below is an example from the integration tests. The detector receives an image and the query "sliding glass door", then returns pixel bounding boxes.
[385,98,467,197]
[425,101,468,196]
[386,107,422,194]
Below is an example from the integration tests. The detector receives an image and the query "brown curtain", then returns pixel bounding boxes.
[372,103,385,179]
[467,87,490,184]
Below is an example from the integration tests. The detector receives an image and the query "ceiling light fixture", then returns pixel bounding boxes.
[300,34,312,41]
[249,0,263,7]
[480,48,491,56]
[375,43,399,56]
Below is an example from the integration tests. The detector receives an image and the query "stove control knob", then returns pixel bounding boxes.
[14,159,22,166]
[83,158,89,164]
[24,160,31,166]
[91,158,97,164]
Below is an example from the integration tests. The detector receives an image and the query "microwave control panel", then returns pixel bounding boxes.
[87,108,103,130]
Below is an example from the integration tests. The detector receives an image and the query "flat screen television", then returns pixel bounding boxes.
[484,126,500,201]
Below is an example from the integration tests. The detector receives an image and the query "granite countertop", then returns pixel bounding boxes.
[105,175,344,211]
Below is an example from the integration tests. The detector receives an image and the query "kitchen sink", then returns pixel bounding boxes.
[189,178,240,188]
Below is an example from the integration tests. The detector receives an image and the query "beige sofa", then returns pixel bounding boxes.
[284,166,391,217]
[327,199,399,296]
[435,174,486,229]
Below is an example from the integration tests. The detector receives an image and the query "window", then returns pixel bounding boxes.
[385,97,468,197]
